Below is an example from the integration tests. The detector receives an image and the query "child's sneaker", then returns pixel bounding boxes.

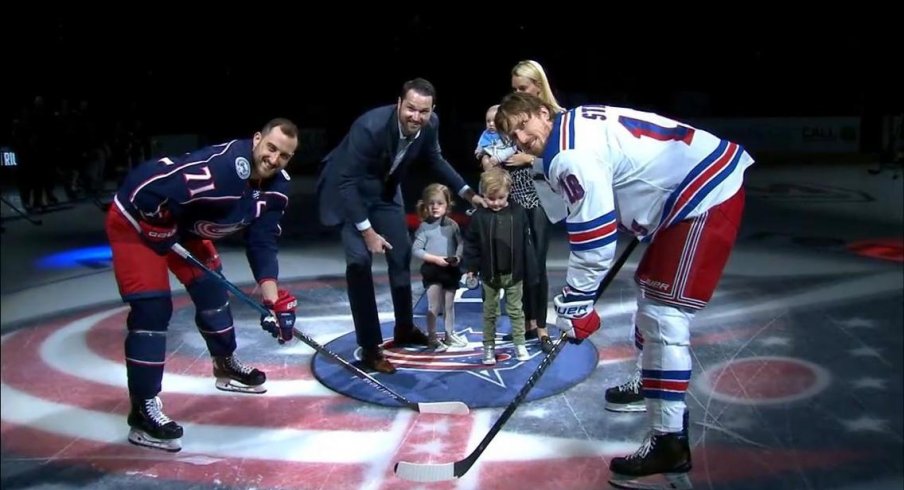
[443,331,468,348]
[515,344,530,361]
[428,334,448,352]
[482,344,496,365]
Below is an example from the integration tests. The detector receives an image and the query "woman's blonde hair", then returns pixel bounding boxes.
[480,167,512,197]
[511,60,564,113]
[416,183,454,221]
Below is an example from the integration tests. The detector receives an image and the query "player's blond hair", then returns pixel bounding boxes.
[416,183,454,221]
[480,167,512,197]
[494,92,556,142]
[511,60,564,113]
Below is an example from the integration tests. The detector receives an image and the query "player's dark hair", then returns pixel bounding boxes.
[261,117,298,138]
[400,78,436,104]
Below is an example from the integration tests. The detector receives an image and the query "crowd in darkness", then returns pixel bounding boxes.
[7,96,153,212]
[2,16,897,213]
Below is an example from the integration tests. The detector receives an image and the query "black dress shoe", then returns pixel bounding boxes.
[362,348,396,374]
[503,329,539,342]
[539,335,554,353]
[393,325,429,346]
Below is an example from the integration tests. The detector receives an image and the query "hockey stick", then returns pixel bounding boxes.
[171,243,469,416]
[1,196,43,225]
[394,237,640,482]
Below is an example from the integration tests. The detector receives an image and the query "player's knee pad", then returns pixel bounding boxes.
[186,277,236,356]
[127,296,172,333]
[125,297,171,373]
[186,278,233,335]
[635,297,694,347]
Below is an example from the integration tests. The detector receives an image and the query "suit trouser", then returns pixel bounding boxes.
[340,200,413,349]
[521,205,550,327]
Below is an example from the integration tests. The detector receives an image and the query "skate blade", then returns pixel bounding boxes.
[605,402,647,413]
[216,378,267,394]
[609,471,692,489]
[128,429,181,453]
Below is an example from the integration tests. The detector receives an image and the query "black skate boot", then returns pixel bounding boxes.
[606,371,646,412]
[127,396,183,452]
[608,431,692,489]
[213,355,267,394]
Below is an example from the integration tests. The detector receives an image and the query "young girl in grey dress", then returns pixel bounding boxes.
[412,184,469,351]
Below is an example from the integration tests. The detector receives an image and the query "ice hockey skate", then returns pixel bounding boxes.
[608,430,692,489]
[212,355,267,394]
[605,370,646,412]
[127,397,183,452]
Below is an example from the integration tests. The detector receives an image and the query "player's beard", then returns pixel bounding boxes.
[256,160,278,179]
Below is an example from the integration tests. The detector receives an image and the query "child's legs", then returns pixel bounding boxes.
[482,280,501,345]
[426,284,443,336]
[502,276,525,344]
[443,288,456,334]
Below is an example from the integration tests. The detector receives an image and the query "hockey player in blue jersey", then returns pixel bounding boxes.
[104,118,300,452]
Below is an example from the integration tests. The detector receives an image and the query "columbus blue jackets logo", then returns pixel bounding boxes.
[193,220,249,239]
[311,288,600,408]
[235,157,251,179]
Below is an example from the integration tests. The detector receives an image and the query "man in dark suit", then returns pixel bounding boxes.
[318,78,487,374]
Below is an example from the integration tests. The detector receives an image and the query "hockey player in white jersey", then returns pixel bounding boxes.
[495,92,753,489]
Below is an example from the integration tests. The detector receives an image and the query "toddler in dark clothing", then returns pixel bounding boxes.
[463,168,537,364]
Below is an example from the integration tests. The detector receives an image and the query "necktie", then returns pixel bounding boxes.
[388,137,412,176]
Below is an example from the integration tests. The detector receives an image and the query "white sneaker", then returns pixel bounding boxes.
[482,345,496,365]
[515,344,530,361]
[443,331,468,348]
[428,335,448,352]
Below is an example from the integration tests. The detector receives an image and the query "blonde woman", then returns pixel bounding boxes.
[499,60,566,353]
[511,59,564,112]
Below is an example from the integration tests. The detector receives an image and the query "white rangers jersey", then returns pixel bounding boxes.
[540,105,755,294]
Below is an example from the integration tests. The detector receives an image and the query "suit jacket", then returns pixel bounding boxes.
[317,105,469,227]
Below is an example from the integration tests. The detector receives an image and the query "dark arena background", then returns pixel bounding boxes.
[2,13,902,490]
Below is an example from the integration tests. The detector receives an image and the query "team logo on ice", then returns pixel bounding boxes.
[310,291,601,409]
[234,157,251,179]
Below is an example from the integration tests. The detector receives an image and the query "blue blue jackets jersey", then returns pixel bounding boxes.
[114,139,289,283]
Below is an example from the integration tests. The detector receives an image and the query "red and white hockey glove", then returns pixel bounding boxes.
[553,286,601,343]
[262,289,297,344]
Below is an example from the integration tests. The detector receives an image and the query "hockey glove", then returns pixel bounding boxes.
[139,220,178,256]
[262,289,297,344]
[183,239,222,271]
[553,286,601,343]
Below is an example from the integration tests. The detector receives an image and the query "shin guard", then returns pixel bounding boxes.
[636,298,695,433]
[125,297,172,399]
